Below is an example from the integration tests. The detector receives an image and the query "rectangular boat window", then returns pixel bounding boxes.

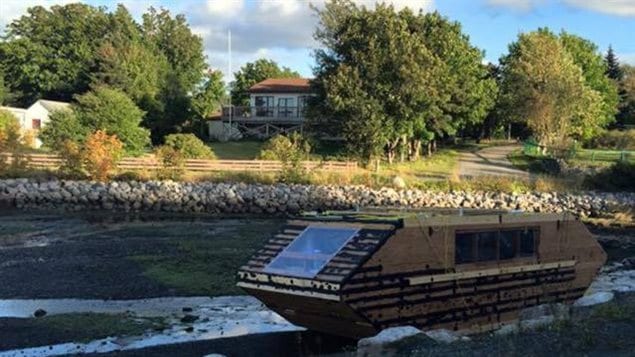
[477,232,498,261]
[456,227,539,265]
[520,229,535,256]
[499,230,517,260]
[264,226,358,278]
[455,232,476,264]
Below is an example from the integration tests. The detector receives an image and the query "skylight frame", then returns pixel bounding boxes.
[264,226,360,278]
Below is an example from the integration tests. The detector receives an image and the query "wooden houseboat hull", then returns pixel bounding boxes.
[237,212,606,338]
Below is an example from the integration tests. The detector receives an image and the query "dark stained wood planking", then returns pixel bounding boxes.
[237,213,606,338]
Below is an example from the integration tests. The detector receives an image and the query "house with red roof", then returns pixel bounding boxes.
[218,78,314,139]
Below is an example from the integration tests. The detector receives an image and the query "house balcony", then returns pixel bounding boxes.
[221,106,306,124]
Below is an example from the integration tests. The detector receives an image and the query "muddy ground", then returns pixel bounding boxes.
[0,210,634,356]
[0,210,282,299]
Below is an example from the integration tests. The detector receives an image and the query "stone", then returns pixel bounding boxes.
[33,308,47,318]
[180,314,199,323]
[392,176,406,189]
[574,292,615,307]
[357,326,422,347]
[424,329,464,343]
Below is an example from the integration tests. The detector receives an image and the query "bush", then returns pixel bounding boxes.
[584,161,635,191]
[588,130,635,150]
[155,145,186,180]
[259,133,311,183]
[163,133,215,159]
[42,87,150,155]
[0,109,29,171]
[57,140,85,179]
[83,130,124,181]
[40,110,88,150]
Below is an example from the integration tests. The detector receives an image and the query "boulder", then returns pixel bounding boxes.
[574,291,615,307]
[424,329,466,343]
[357,326,423,347]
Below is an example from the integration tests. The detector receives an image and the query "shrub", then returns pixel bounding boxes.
[584,161,635,191]
[0,109,29,171]
[57,140,85,179]
[83,130,124,181]
[163,133,215,159]
[259,133,311,183]
[42,87,150,155]
[40,110,88,150]
[155,145,186,180]
[22,130,36,149]
[588,130,635,150]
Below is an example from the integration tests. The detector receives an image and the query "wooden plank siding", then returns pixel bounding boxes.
[1,153,357,173]
[237,213,606,339]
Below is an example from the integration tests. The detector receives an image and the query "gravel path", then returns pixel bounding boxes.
[458,145,529,179]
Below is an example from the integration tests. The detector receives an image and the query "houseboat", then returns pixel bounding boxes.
[237,209,606,338]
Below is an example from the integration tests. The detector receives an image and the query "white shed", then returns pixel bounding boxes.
[1,99,71,148]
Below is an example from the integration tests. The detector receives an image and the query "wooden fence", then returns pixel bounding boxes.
[2,153,358,173]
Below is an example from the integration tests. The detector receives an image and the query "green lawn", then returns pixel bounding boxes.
[379,149,459,181]
[207,140,264,160]
[509,148,634,173]
[569,149,635,168]
[129,219,282,296]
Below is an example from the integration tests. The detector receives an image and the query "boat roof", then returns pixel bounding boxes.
[239,218,399,283]
[238,210,575,283]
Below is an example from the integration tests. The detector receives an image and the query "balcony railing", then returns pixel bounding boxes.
[221,106,306,121]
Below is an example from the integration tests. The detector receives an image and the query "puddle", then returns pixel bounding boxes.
[0,296,303,357]
[0,296,214,318]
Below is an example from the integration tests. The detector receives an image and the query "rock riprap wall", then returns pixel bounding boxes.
[0,179,633,217]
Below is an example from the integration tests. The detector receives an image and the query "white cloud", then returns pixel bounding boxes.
[621,53,635,65]
[486,0,545,12]
[564,0,635,17]
[0,0,434,81]
[206,0,245,17]
[189,0,434,75]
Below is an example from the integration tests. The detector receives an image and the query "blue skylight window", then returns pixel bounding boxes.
[264,226,359,278]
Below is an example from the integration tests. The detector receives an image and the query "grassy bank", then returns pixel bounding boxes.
[0,313,165,350]
[128,219,282,296]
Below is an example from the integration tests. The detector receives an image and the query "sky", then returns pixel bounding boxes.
[1,0,634,83]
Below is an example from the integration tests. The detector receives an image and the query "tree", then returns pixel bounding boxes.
[0,3,207,143]
[0,4,111,106]
[498,30,603,150]
[41,87,150,154]
[560,32,618,131]
[309,1,495,163]
[231,59,300,105]
[191,70,226,134]
[617,64,635,126]
[141,7,207,141]
[605,45,623,81]
[0,72,7,105]
[40,110,88,150]
[73,87,150,154]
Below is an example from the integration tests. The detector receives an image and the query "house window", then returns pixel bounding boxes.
[32,119,42,130]
[455,227,539,265]
[298,95,310,117]
[255,96,274,117]
[264,226,359,278]
[277,97,296,118]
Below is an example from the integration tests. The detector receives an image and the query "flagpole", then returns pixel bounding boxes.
[228,29,232,130]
